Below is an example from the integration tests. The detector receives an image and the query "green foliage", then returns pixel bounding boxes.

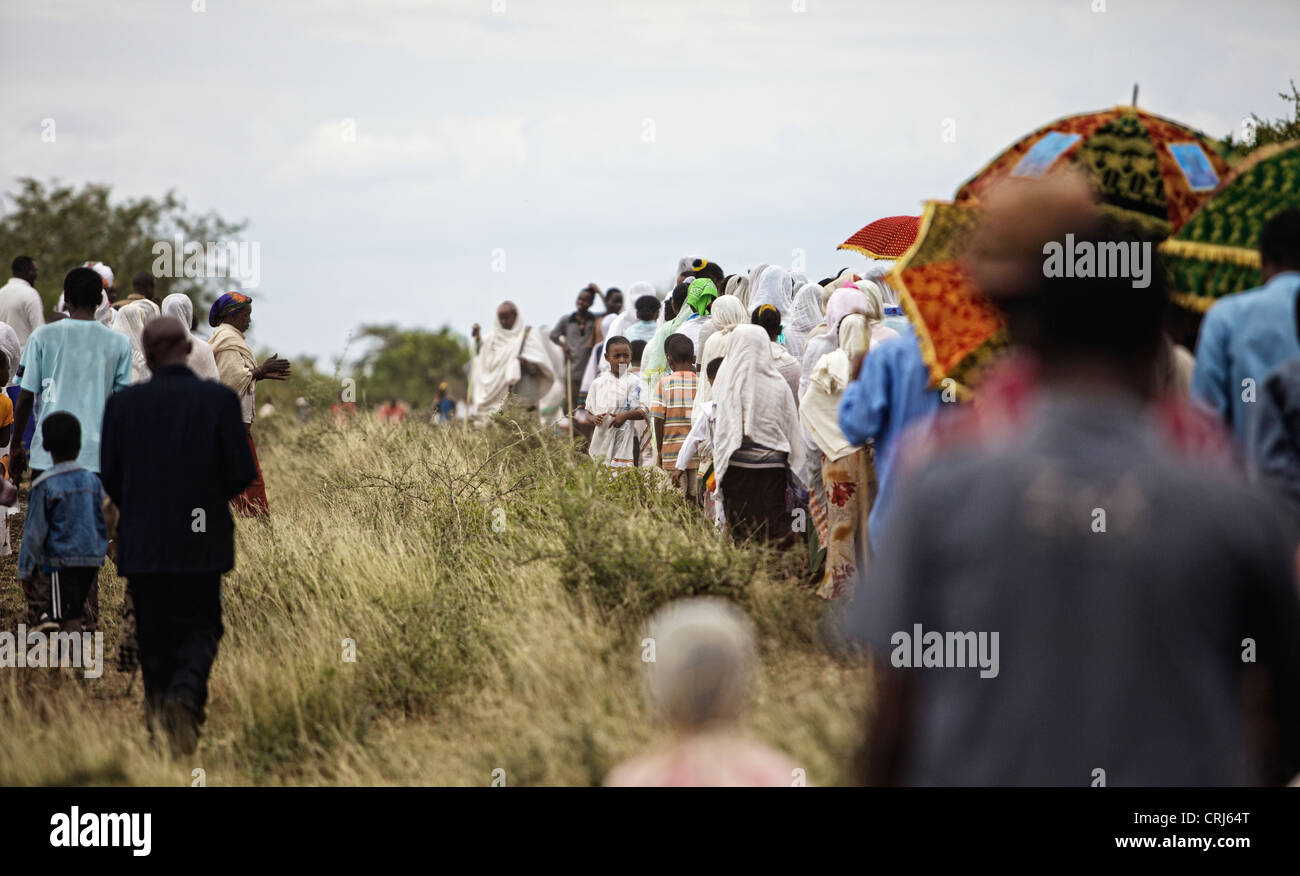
[352,323,470,408]
[0,177,246,317]
[551,464,766,618]
[1217,80,1300,163]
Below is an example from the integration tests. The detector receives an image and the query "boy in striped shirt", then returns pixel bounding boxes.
[651,334,699,500]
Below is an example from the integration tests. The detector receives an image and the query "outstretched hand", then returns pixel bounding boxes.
[259,354,292,381]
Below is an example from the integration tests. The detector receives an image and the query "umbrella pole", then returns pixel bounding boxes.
[566,356,574,447]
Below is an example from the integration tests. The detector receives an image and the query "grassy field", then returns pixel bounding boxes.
[0,407,871,786]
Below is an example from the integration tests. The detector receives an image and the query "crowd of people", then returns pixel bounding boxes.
[0,258,288,755]
[5,173,1300,784]
[468,179,1300,786]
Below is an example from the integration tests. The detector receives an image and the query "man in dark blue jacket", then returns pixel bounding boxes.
[100,315,257,755]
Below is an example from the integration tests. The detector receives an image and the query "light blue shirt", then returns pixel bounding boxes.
[838,323,942,549]
[19,318,132,472]
[1191,271,1300,452]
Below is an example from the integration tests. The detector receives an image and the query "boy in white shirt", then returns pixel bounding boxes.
[585,337,648,470]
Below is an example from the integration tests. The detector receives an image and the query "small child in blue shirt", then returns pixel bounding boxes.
[18,411,108,633]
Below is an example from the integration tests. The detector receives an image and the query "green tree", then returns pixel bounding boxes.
[352,324,470,409]
[0,177,247,317]
[1217,80,1300,164]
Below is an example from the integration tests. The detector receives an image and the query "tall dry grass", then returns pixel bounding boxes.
[0,405,870,785]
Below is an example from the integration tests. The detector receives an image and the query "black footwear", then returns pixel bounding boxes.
[162,699,200,757]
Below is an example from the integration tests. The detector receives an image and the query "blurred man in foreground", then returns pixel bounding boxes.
[847,174,1300,786]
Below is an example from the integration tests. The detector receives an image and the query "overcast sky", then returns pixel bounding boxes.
[2,0,1296,363]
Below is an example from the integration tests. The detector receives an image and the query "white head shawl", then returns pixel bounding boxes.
[111,300,155,383]
[56,290,116,326]
[783,283,824,361]
[469,304,554,419]
[724,274,750,309]
[800,313,872,461]
[607,281,658,340]
[710,324,806,489]
[750,266,794,318]
[822,267,857,296]
[675,256,705,287]
[745,264,769,294]
[0,322,19,381]
[161,293,220,380]
[690,295,749,424]
[470,305,528,418]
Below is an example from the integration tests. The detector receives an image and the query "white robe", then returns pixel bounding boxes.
[468,311,556,420]
[586,369,648,469]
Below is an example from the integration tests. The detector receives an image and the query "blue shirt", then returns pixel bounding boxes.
[17,462,108,578]
[1192,271,1300,452]
[838,324,942,549]
[19,318,132,472]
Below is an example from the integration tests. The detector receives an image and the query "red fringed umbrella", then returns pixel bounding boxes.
[837,215,921,260]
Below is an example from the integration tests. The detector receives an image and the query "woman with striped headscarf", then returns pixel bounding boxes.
[208,292,291,517]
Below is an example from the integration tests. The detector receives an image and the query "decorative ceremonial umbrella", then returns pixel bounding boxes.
[837,215,921,260]
[1161,140,1300,311]
[888,105,1233,392]
[887,200,1002,394]
[955,105,1231,237]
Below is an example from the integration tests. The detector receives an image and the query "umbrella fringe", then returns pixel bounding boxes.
[1159,239,1261,268]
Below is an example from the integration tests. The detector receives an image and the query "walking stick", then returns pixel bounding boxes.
[566,355,574,446]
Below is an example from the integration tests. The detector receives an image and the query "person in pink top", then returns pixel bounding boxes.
[604,598,804,787]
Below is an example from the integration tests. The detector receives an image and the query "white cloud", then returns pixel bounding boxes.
[269,115,530,186]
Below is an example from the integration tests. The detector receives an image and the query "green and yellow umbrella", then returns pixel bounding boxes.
[956,105,1231,237]
[889,105,1232,392]
[1160,140,1300,311]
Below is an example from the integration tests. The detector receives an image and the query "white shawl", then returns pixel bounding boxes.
[161,293,220,380]
[468,309,555,419]
[784,283,824,361]
[110,300,155,384]
[606,281,658,340]
[710,325,806,489]
[0,322,19,380]
[691,295,748,424]
[750,266,793,318]
[800,314,871,462]
[56,290,116,326]
[724,274,751,309]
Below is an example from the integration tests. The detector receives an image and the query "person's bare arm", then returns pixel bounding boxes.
[9,390,34,480]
